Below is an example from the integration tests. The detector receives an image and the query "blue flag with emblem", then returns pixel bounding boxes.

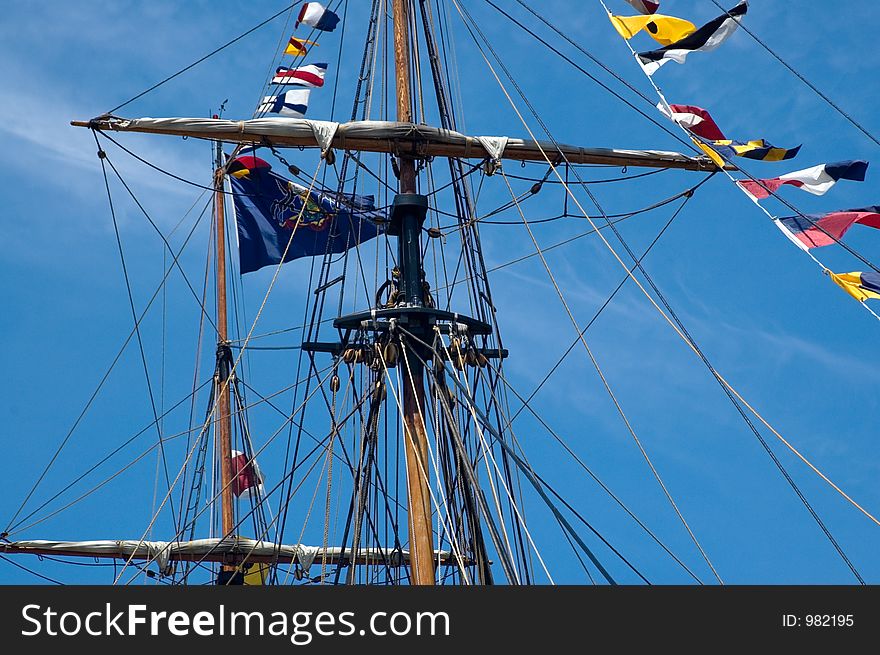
[228,152,384,274]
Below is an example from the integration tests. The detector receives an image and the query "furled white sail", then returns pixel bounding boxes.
[1,538,461,574]
[73,116,723,171]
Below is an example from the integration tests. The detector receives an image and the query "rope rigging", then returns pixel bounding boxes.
[10,0,878,589]
[272,5,377,581]
[450,0,724,583]
[398,326,620,584]
[108,2,302,114]
[9,371,324,539]
[3,192,213,537]
[451,174,712,226]
[429,329,652,583]
[94,134,180,533]
[594,0,880,296]
[585,1,875,576]
[451,0,877,584]
[706,0,880,149]
[483,0,703,156]
[501,166,669,185]
[116,364,342,584]
[483,0,880,287]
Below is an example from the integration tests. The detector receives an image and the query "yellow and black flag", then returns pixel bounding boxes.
[609,14,696,46]
[637,1,748,75]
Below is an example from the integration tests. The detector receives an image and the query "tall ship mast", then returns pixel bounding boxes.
[3,0,879,586]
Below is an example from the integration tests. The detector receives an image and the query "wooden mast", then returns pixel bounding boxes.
[214,163,236,559]
[393,0,418,194]
[392,0,435,586]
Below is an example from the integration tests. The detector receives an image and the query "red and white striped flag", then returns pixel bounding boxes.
[272,63,328,88]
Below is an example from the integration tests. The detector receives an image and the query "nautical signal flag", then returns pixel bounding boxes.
[227,153,271,178]
[230,450,264,499]
[657,102,799,166]
[272,63,328,87]
[637,1,748,75]
[777,206,880,249]
[693,138,800,169]
[243,563,270,585]
[657,103,726,140]
[624,0,660,14]
[736,160,869,200]
[285,37,317,56]
[228,154,385,273]
[259,89,311,118]
[712,139,801,163]
[693,140,728,168]
[829,271,880,303]
[609,14,696,47]
[296,2,340,32]
[226,146,272,179]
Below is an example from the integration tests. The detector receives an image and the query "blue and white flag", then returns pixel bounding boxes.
[228,153,385,273]
[258,89,310,118]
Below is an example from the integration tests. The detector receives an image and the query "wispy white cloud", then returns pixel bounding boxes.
[0,84,207,197]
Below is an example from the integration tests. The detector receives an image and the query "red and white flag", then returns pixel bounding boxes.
[272,63,328,88]
[624,0,660,14]
[230,450,264,499]
[296,2,341,32]
[736,160,869,201]
[657,102,726,140]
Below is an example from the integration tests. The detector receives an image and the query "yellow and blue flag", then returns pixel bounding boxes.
[711,139,801,163]
[829,271,880,303]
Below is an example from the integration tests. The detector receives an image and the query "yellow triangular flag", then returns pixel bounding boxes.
[609,14,696,46]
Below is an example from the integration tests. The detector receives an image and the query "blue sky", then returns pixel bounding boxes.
[2,0,880,585]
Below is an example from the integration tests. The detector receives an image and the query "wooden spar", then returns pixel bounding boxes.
[214,166,236,554]
[0,541,469,567]
[392,0,436,587]
[70,118,727,171]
